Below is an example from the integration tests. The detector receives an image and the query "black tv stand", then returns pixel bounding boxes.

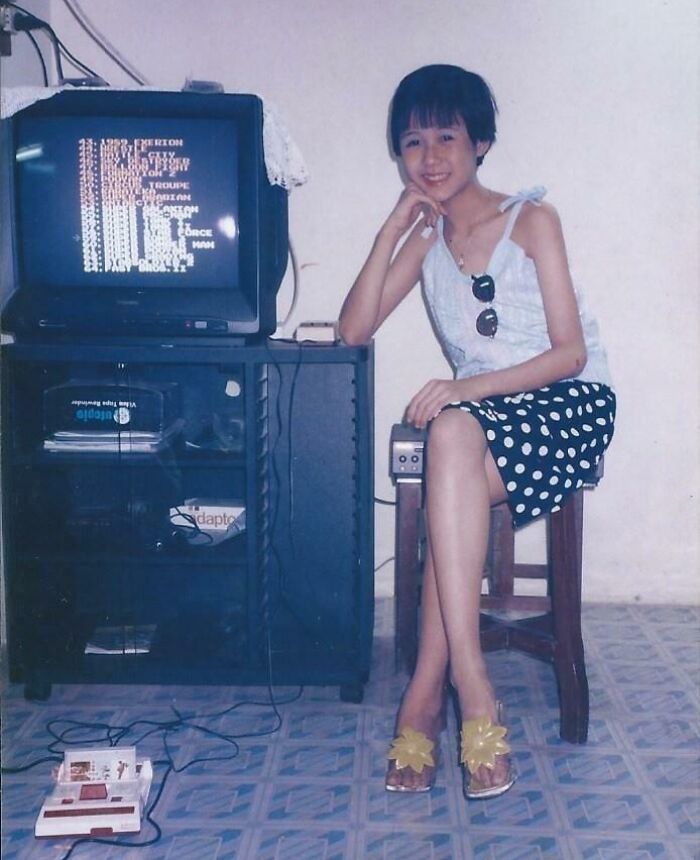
[1,338,374,701]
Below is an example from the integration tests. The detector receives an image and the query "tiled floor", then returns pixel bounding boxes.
[2,600,699,859]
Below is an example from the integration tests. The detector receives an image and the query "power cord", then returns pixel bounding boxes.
[276,238,301,333]
[2,684,304,858]
[263,342,339,643]
[22,28,47,84]
[374,556,394,574]
[6,3,64,80]
[5,2,101,83]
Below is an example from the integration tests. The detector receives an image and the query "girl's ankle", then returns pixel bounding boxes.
[450,673,497,722]
[397,679,448,726]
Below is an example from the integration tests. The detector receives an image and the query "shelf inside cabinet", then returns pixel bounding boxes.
[2,340,374,696]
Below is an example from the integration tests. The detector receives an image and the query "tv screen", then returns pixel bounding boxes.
[1,90,288,339]
[17,115,241,289]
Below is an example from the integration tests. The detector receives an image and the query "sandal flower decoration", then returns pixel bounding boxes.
[460,716,511,772]
[387,728,435,773]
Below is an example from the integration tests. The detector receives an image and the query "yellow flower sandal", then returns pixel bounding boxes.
[460,706,517,800]
[386,727,437,793]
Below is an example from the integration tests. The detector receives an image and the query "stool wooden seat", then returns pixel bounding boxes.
[390,422,603,744]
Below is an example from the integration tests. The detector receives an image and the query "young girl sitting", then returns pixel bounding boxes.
[338,64,616,799]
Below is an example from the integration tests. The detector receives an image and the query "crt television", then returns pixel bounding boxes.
[0,89,288,339]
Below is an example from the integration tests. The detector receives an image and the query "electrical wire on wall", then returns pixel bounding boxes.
[275,238,301,335]
[6,2,100,83]
[59,0,149,85]
[22,28,47,84]
[6,2,64,81]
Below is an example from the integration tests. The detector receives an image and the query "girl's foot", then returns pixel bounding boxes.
[385,684,446,792]
[460,702,517,799]
[454,674,516,798]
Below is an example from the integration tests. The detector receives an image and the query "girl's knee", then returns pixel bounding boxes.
[428,408,486,460]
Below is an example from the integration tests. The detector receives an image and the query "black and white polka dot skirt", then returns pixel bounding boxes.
[445,380,616,528]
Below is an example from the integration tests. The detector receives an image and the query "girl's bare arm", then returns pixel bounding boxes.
[338,185,440,345]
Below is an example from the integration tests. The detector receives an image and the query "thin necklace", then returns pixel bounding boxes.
[445,229,470,272]
[445,193,499,272]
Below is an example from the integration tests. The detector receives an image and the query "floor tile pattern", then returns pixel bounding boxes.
[1,601,699,859]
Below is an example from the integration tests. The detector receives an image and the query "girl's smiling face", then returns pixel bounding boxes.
[399,118,489,205]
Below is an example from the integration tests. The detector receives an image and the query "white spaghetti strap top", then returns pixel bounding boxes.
[422,186,613,388]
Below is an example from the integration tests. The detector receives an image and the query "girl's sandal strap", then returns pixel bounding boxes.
[386,727,437,793]
[460,714,516,799]
[387,727,435,773]
[460,715,511,772]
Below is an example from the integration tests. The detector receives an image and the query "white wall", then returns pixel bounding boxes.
[0,0,50,86]
[4,0,699,603]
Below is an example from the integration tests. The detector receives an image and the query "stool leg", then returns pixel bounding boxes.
[487,504,515,597]
[394,481,423,673]
[549,490,589,743]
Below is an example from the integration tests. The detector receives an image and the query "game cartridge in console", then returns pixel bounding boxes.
[35,747,152,838]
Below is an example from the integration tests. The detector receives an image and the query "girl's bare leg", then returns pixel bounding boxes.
[424,407,510,789]
[387,406,510,790]
[386,544,448,790]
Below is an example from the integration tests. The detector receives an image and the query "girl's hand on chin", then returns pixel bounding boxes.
[406,378,476,429]
[385,184,445,236]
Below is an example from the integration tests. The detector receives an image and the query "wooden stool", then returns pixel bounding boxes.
[390,423,603,744]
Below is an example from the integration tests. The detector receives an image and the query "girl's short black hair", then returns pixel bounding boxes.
[389,64,498,160]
